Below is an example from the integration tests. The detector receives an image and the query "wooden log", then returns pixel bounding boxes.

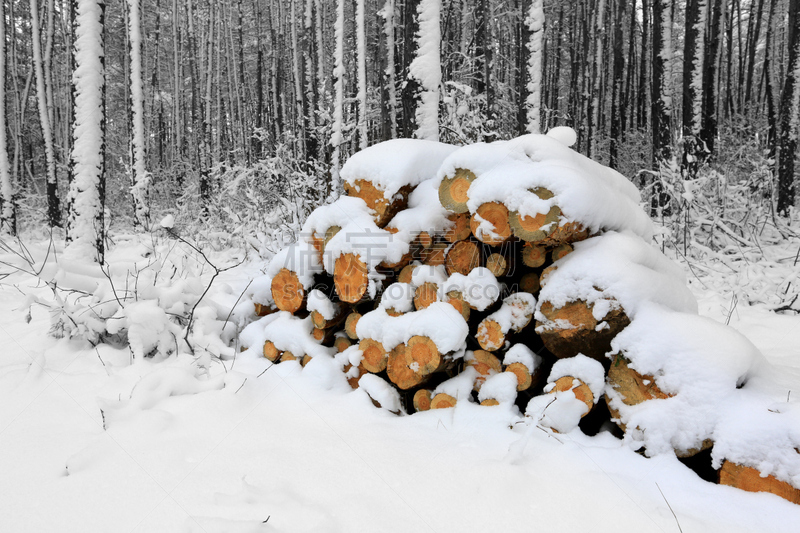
[416,231,433,250]
[719,461,800,505]
[414,282,440,310]
[271,268,306,313]
[438,168,477,213]
[263,341,282,363]
[359,338,388,373]
[443,213,472,243]
[551,243,574,262]
[334,253,369,303]
[310,303,347,330]
[485,253,508,277]
[521,243,547,268]
[508,188,561,242]
[398,263,418,284]
[387,344,427,390]
[480,399,500,406]
[309,231,325,264]
[537,299,630,360]
[334,336,352,353]
[254,302,277,317]
[421,242,449,266]
[445,291,471,321]
[520,272,541,294]
[406,335,443,376]
[343,362,368,389]
[551,376,594,417]
[413,389,433,412]
[445,240,481,276]
[344,179,413,227]
[465,350,502,391]
[301,355,313,367]
[281,351,299,362]
[540,220,590,247]
[476,294,536,351]
[470,202,512,246]
[505,362,534,391]
[344,312,362,340]
[476,318,505,351]
[324,225,342,246]
[430,393,457,409]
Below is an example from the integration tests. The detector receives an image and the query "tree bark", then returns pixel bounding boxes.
[776,0,799,216]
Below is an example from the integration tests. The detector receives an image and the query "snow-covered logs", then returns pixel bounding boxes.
[241,133,800,506]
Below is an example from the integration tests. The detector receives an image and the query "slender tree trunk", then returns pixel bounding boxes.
[700,0,724,156]
[776,0,799,216]
[682,0,708,179]
[330,0,345,194]
[609,0,626,168]
[380,0,397,141]
[31,0,60,227]
[651,0,673,213]
[638,0,651,129]
[401,0,420,138]
[0,1,15,234]
[66,0,106,263]
[743,0,765,107]
[525,0,544,134]
[128,0,149,229]
[409,0,441,141]
[356,0,368,149]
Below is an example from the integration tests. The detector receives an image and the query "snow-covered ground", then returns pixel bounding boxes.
[1,229,799,533]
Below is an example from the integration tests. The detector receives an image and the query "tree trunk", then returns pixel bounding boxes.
[700,0,724,157]
[380,0,397,141]
[682,0,708,180]
[409,0,441,141]
[330,0,345,194]
[66,0,106,263]
[128,0,149,230]
[609,0,626,169]
[0,0,15,234]
[526,0,544,134]
[776,0,799,216]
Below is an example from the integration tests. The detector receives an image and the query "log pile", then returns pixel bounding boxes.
[242,133,800,506]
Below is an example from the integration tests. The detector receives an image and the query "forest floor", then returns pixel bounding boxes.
[1,221,799,533]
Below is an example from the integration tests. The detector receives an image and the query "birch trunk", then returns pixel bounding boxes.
[0,1,15,234]
[525,0,544,134]
[128,0,149,229]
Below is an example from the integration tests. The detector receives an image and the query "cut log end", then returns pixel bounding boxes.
[551,243,574,262]
[406,335,442,376]
[552,376,594,416]
[413,389,433,412]
[359,338,388,373]
[398,264,417,284]
[334,336,352,353]
[430,393,457,410]
[445,240,481,276]
[466,350,503,391]
[537,299,630,360]
[505,362,533,391]
[271,268,305,314]
[480,399,500,407]
[344,363,368,390]
[485,253,508,277]
[254,303,277,317]
[477,318,505,351]
[719,461,800,505]
[521,243,547,268]
[414,282,440,310]
[439,168,477,213]
[263,341,282,363]
[345,312,362,340]
[444,213,472,243]
[421,243,449,266]
[520,272,541,294]
[345,179,412,227]
[445,291,471,321]
[387,344,427,390]
[281,351,299,362]
[470,202,512,246]
[334,253,369,304]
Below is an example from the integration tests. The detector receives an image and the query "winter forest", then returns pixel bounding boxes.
[2,0,800,531]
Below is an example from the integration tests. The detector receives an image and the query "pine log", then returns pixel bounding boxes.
[387,344,427,390]
[263,341,282,363]
[537,299,630,360]
[421,242,449,266]
[520,272,541,294]
[445,291,471,321]
[343,362,368,389]
[551,376,594,417]
[359,338,388,373]
[719,461,800,505]
[311,304,347,330]
[477,318,506,351]
[254,303,277,317]
[324,225,342,246]
[334,253,369,303]
[415,231,433,250]
[414,282,440,310]
[508,188,561,242]
[439,168,477,213]
[551,243,574,261]
[309,231,325,264]
[413,389,433,412]
[476,295,535,351]
[271,268,306,313]
[470,202,512,246]
[334,336,353,353]
[406,335,444,376]
[540,220,590,247]
[443,213,472,243]
[281,351,299,362]
[505,362,534,391]
[485,253,508,277]
[398,263,417,284]
[445,240,481,276]
[430,393,458,409]
[301,355,313,367]
[344,312,362,340]
[344,179,414,227]
[480,399,500,406]
[521,243,547,268]
[465,350,503,391]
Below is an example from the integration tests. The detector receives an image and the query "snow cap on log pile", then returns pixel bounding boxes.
[239,312,335,361]
[341,138,458,199]
[356,302,469,354]
[440,267,501,311]
[536,231,698,321]
[385,178,453,237]
[607,302,766,459]
[266,239,323,290]
[436,133,653,241]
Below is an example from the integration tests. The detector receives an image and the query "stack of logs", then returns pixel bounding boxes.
[251,139,800,507]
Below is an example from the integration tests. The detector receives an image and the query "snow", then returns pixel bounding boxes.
[356,302,468,354]
[433,366,478,400]
[527,388,589,434]
[547,354,606,403]
[306,289,336,319]
[358,374,403,413]
[525,0,544,134]
[379,282,415,313]
[503,343,541,374]
[340,138,457,199]
[440,267,501,311]
[478,371,519,404]
[536,231,698,324]
[410,264,447,287]
[3,231,800,531]
[436,134,653,240]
